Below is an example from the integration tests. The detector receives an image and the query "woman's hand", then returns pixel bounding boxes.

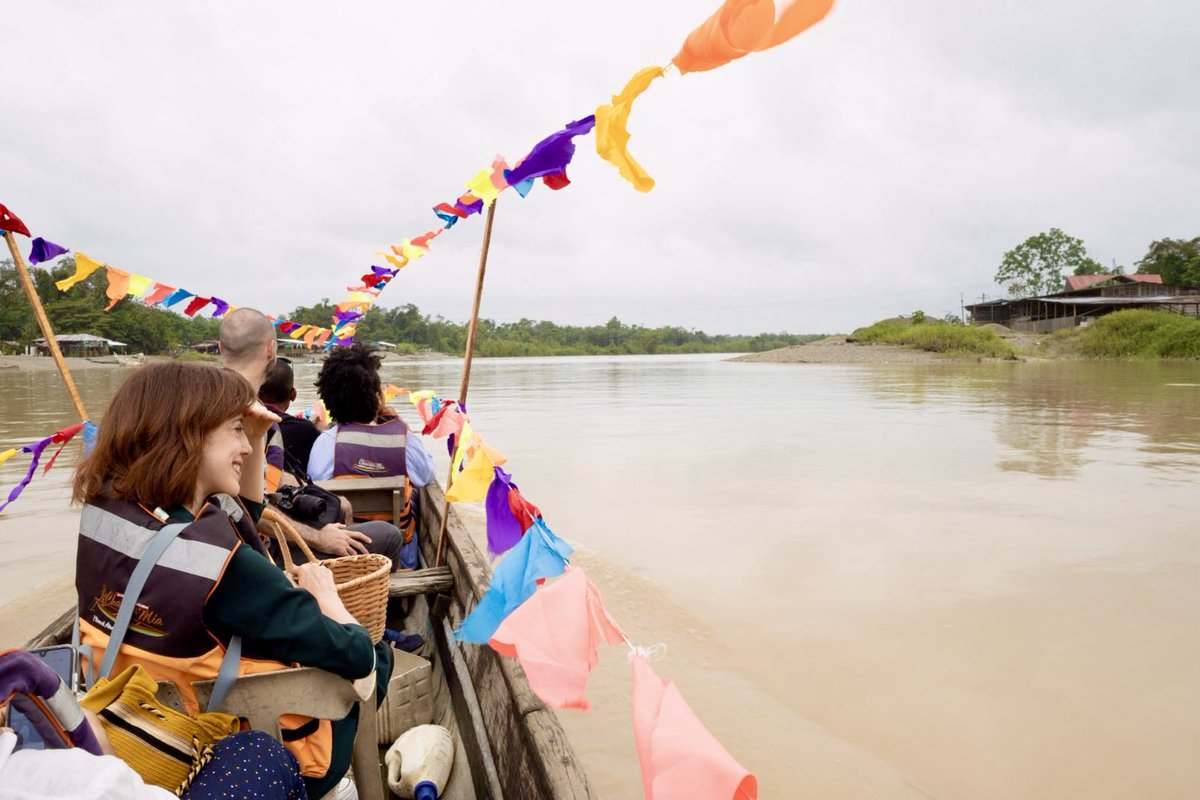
[287,563,358,626]
[242,401,281,442]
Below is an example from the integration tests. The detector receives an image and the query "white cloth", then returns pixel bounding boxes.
[0,730,174,800]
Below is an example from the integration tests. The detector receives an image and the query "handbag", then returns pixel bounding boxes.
[75,521,245,795]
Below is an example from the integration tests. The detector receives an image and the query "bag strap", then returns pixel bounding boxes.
[282,447,315,486]
[97,521,242,713]
[98,522,189,680]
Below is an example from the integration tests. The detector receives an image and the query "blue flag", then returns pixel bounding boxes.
[454,518,574,644]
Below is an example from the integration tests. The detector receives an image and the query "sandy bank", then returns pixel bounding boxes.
[730,336,966,364]
[0,354,140,371]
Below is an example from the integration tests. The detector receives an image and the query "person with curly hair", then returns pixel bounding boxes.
[306,344,435,569]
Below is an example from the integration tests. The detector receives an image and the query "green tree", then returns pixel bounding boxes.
[1135,237,1200,286]
[995,228,1102,298]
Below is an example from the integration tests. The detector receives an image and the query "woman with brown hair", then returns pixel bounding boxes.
[73,362,390,799]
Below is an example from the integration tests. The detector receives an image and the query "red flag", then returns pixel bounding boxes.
[0,204,31,237]
[184,296,212,317]
[543,172,572,191]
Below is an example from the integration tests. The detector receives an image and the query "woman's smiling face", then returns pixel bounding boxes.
[196,415,251,501]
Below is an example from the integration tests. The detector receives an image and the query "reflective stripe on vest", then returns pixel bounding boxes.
[80,505,230,582]
[332,419,407,479]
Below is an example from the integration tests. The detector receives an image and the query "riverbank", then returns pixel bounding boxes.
[735,310,1200,364]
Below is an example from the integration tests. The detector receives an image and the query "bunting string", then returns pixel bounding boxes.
[326,0,836,352]
[405,388,758,798]
[22,236,335,339]
[0,422,89,514]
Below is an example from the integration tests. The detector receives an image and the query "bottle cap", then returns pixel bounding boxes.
[414,781,438,800]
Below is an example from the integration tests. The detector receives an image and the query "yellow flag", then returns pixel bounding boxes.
[0,448,20,468]
[445,446,495,503]
[55,252,105,291]
[289,325,310,340]
[595,65,666,193]
[126,274,153,297]
[398,239,428,263]
[451,422,476,475]
[465,168,501,206]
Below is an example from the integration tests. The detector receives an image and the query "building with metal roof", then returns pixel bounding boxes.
[965,275,1200,333]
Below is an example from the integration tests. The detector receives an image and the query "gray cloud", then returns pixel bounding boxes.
[1,1,1196,334]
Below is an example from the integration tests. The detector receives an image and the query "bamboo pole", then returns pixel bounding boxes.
[435,199,498,567]
[3,230,89,421]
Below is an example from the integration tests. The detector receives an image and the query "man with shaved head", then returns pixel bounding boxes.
[219,307,278,393]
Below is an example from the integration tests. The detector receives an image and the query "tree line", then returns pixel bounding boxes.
[0,256,220,354]
[994,229,1200,298]
[0,256,822,356]
[284,301,822,357]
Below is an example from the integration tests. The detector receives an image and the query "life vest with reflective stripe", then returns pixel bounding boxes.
[332,420,415,537]
[75,496,334,777]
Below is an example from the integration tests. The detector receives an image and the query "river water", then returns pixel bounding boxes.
[1,355,1198,799]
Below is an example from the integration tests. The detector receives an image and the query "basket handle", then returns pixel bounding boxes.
[261,506,321,567]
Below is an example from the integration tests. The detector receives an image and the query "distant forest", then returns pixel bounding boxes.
[0,257,822,356]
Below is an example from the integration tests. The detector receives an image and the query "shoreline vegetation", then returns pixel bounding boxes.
[0,259,823,358]
[734,310,1200,364]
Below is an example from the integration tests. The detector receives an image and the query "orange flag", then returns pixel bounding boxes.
[103,266,131,310]
[631,654,757,799]
[489,567,625,710]
[673,0,835,75]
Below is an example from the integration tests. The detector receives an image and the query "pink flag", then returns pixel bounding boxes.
[631,654,757,800]
[489,566,624,710]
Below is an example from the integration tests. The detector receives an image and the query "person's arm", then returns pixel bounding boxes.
[203,547,375,679]
[284,517,371,557]
[405,433,436,488]
[239,403,281,505]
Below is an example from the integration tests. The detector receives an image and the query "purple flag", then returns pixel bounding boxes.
[371,265,399,279]
[485,466,525,557]
[505,116,596,186]
[28,237,69,265]
[209,297,231,317]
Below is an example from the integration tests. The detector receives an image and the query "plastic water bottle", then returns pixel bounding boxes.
[385,724,454,800]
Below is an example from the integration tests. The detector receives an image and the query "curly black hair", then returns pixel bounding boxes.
[315,343,383,424]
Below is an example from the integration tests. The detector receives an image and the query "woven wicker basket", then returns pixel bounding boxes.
[261,506,391,643]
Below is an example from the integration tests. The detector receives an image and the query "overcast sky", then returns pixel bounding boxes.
[2,1,1197,334]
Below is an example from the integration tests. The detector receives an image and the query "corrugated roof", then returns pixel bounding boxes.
[1039,294,1200,305]
[1064,273,1163,291]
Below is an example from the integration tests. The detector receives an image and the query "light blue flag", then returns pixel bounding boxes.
[160,288,193,308]
[454,518,573,644]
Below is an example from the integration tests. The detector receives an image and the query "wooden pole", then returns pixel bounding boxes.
[435,199,497,567]
[3,230,89,421]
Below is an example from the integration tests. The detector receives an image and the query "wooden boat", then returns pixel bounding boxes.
[26,477,595,800]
